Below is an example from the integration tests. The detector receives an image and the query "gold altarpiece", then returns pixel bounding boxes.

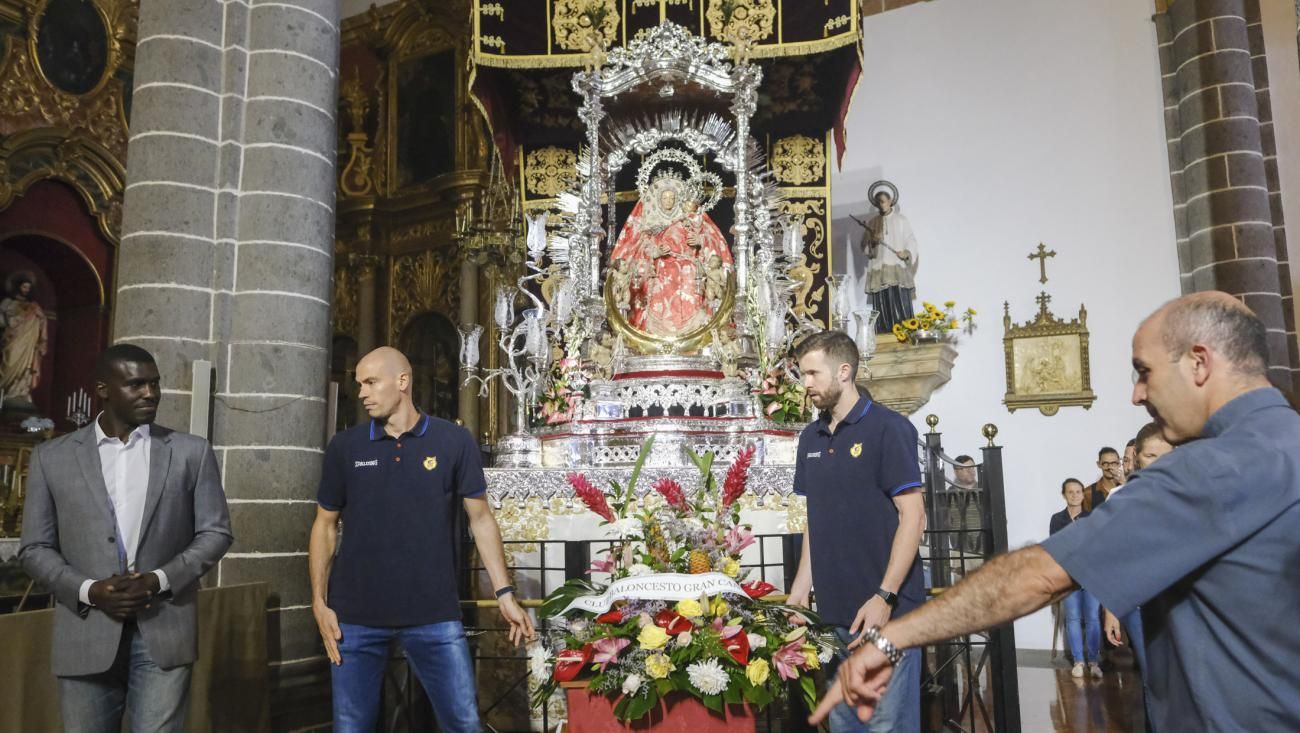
[334,0,517,441]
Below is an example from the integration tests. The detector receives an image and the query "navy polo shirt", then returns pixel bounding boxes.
[793,397,925,628]
[318,413,487,627]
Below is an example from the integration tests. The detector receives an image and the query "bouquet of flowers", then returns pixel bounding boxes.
[755,362,810,424]
[530,437,835,721]
[535,357,587,426]
[892,300,977,344]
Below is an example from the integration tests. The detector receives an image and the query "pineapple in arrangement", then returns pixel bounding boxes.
[688,549,712,574]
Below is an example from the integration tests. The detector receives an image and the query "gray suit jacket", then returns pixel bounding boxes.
[19,423,233,676]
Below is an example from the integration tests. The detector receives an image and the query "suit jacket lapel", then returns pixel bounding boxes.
[73,426,117,527]
[138,425,173,543]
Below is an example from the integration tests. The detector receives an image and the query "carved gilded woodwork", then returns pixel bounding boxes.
[0,126,125,243]
[388,249,461,343]
[332,260,359,337]
[1002,293,1096,416]
[771,134,824,186]
[523,146,578,198]
[552,0,619,54]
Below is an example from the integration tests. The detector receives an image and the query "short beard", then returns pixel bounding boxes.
[812,383,843,410]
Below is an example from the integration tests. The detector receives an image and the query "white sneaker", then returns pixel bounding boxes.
[1089,662,1103,679]
[1071,662,1085,678]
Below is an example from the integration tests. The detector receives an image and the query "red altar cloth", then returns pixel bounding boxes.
[563,684,754,732]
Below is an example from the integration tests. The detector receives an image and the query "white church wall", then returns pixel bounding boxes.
[828,0,1182,650]
[1260,0,1300,328]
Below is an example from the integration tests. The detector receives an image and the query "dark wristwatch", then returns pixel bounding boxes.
[875,589,899,608]
[494,585,516,599]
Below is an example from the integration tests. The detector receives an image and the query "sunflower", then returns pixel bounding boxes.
[903,318,920,330]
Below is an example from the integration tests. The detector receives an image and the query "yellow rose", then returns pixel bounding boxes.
[802,647,821,670]
[645,653,674,679]
[711,597,729,618]
[675,599,703,618]
[638,625,670,650]
[745,658,770,685]
[721,558,741,578]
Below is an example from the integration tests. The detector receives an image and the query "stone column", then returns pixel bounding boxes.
[457,256,480,436]
[1159,0,1295,388]
[115,0,339,727]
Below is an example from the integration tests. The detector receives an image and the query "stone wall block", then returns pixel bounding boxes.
[249,6,337,68]
[137,0,224,46]
[122,337,212,395]
[133,38,223,91]
[1177,86,1222,129]
[1217,83,1259,118]
[1182,116,1261,161]
[1275,228,1290,262]
[220,556,311,608]
[222,448,324,501]
[115,287,212,342]
[213,395,327,447]
[245,56,337,117]
[1224,150,1266,188]
[226,341,327,397]
[236,193,335,248]
[1231,222,1277,259]
[1210,16,1250,52]
[236,243,333,296]
[243,98,335,159]
[127,135,219,188]
[128,88,221,140]
[1206,257,1281,294]
[1171,17,1216,64]
[1183,154,1228,193]
[227,503,315,555]
[1188,225,1238,266]
[1250,56,1269,87]
[120,184,215,240]
[241,148,335,207]
[117,234,216,289]
[1242,293,1287,331]
[1185,187,1272,235]
[1178,49,1254,96]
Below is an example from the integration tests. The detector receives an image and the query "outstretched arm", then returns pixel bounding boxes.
[465,495,535,646]
[811,545,1074,724]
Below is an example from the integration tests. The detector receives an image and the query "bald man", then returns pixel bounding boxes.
[810,292,1300,731]
[309,347,533,733]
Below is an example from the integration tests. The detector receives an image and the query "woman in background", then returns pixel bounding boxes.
[1050,478,1102,678]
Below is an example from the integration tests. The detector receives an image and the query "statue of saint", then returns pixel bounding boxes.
[0,271,49,406]
[858,182,919,333]
[609,171,732,337]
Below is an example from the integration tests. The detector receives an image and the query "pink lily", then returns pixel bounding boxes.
[588,556,614,574]
[724,525,755,554]
[773,638,806,680]
[591,637,631,671]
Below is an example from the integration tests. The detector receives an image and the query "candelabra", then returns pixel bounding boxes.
[66,387,93,427]
[460,215,578,467]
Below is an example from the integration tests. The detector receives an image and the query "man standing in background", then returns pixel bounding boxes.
[1083,446,1124,512]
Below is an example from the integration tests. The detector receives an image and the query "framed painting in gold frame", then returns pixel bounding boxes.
[1002,299,1096,416]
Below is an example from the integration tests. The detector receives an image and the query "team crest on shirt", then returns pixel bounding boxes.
[423,456,438,471]
[850,442,863,458]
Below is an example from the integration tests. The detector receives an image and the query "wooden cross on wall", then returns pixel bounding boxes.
[1028,243,1057,285]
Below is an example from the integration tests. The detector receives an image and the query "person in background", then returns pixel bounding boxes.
[1103,422,1173,673]
[1049,478,1101,679]
[1083,446,1124,512]
[1122,438,1137,478]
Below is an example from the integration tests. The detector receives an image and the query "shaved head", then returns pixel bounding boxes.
[356,346,414,420]
[357,346,413,383]
[1147,291,1268,377]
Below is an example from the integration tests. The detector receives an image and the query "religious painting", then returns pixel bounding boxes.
[393,50,456,188]
[400,311,460,422]
[1002,298,1096,416]
[32,0,110,95]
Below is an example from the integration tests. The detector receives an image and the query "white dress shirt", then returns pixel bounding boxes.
[78,417,170,605]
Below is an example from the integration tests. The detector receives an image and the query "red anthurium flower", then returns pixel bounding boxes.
[741,580,777,598]
[722,628,750,665]
[595,609,624,624]
[553,644,593,682]
[654,610,693,636]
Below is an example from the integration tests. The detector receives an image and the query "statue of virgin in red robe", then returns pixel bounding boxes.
[608,173,732,337]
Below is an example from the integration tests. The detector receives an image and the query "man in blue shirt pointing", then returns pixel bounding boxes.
[810,292,1300,732]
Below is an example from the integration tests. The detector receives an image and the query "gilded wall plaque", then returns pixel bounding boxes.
[1002,294,1096,416]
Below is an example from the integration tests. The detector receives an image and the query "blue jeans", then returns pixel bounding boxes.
[331,620,480,733]
[1062,589,1101,664]
[827,627,921,732]
[57,623,192,733]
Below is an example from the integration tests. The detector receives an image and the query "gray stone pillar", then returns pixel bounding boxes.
[1158,0,1295,388]
[115,0,339,727]
[458,256,480,436]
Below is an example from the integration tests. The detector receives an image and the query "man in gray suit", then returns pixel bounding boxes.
[20,344,233,732]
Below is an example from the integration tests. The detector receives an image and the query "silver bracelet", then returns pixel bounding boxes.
[863,626,903,666]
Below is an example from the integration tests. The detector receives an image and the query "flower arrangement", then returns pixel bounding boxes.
[531,438,835,721]
[755,362,810,424]
[892,300,977,344]
[535,357,588,426]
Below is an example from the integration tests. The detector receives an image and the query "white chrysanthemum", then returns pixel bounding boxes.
[818,646,833,664]
[687,658,730,696]
[627,563,653,576]
[747,633,767,650]
[610,517,644,538]
[622,673,643,695]
[528,645,551,683]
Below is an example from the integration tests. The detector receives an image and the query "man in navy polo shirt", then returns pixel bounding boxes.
[308,347,533,733]
[787,330,927,732]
